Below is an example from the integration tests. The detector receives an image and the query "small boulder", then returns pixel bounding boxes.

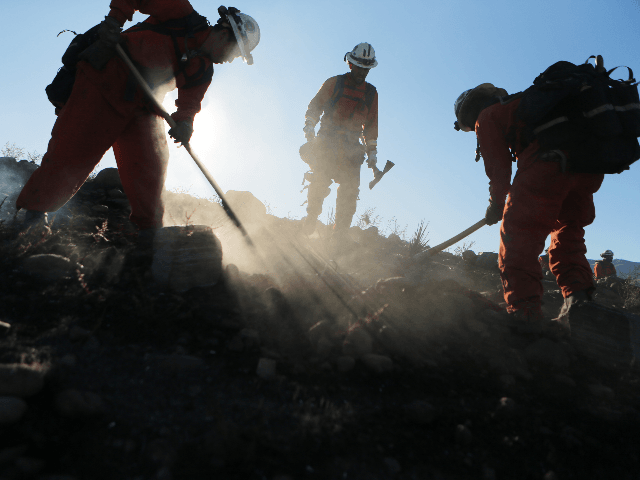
[335,356,356,373]
[0,397,28,424]
[152,226,223,292]
[240,328,260,349]
[224,190,267,224]
[0,321,10,335]
[256,358,277,380]
[360,354,393,374]
[55,389,105,417]
[588,384,615,400]
[0,364,45,397]
[455,424,472,445]
[523,338,571,369]
[342,327,373,358]
[92,168,123,190]
[146,354,206,372]
[21,254,74,282]
[404,400,437,425]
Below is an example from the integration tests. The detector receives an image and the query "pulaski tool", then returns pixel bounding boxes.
[369,160,394,190]
[413,218,487,263]
[115,44,253,246]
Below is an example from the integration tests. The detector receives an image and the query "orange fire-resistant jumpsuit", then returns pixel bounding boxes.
[17,0,220,229]
[304,73,378,231]
[594,260,617,279]
[538,253,550,272]
[476,98,604,314]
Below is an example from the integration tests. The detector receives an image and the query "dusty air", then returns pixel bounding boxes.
[1,2,640,479]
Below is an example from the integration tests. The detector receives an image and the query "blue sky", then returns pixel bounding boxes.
[2,0,640,261]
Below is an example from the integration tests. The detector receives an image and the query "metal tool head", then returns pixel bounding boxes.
[369,160,395,190]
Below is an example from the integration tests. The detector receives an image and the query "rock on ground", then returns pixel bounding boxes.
[0,364,45,397]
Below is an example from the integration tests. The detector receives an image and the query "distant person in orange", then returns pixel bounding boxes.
[539,247,551,274]
[594,250,617,279]
[300,43,379,245]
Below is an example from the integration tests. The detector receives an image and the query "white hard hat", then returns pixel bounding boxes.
[222,8,260,65]
[344,42,377,69]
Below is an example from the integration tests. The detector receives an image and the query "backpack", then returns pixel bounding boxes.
[45,12,212,109]
[503,55,640,174]
[45,25,100,109]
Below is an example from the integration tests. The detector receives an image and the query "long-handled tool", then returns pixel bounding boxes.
[413,218,487,263]
[369,160,394,190]
[115,44,253,245]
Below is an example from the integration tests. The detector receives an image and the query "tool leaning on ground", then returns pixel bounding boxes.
[115,44,253,246]
[413,218,487,263]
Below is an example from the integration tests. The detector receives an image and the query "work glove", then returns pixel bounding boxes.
[303,117,316,141]
[78,16,123,70]
[303,125,315,141]
[366,150,378,169]
[484,199,504,226]
[168,120,194,145]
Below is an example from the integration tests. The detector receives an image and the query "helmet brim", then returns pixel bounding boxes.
[345,52,377,69]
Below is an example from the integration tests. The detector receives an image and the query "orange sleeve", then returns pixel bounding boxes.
[171,81,209,123]
[476,105,514,206]
[594,263,602,278]
[305,77,337,123]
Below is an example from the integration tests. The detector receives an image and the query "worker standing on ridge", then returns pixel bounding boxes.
[454,83,604,332]
[16,3,260,238]
[594,250,617,279]
[300,42,379,247]
[539,247,552,278]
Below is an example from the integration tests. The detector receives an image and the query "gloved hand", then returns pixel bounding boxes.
[78,16,123,70]
[366,149,378,169]
[303,117,317,141]
[168,120,194,145]
[98,16,124,47]
[484,199,504,226]
[303,124,315,141]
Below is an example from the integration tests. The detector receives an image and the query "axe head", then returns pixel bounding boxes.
[369,160,395,190]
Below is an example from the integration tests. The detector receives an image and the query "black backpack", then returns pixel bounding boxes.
[45,25,100,109]
[504,55,640,174]
[45,12,212,110]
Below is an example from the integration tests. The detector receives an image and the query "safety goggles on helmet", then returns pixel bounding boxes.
[601,250,614,258]
[218,6,260,65]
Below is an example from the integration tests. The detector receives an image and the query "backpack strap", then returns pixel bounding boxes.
[324,74,346,114]
[126,12,212,90]
[364,83,377,109]
[322,75,376,126]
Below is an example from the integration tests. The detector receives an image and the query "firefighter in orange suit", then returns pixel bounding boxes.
[17,3,259,233]
[594,250,617,279]
[300,42,379,242]
[454,84,604,332]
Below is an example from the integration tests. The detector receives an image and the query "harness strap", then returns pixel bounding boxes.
[125,12,212,93]
[323,74,377,122]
